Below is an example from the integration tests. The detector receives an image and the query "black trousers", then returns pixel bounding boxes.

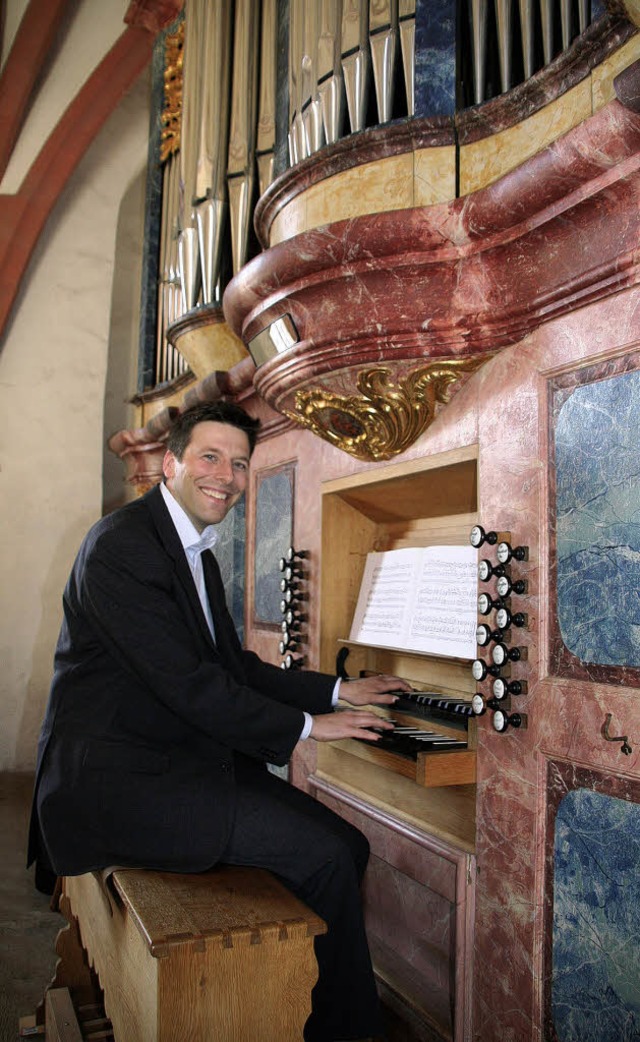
[220,757,383,1042]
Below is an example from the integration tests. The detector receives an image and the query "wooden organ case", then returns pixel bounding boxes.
[309,446,478,1042]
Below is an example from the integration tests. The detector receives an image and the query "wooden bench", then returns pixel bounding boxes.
[43,866,326,1042]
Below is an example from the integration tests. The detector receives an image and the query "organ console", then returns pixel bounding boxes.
[313,447,486,1042]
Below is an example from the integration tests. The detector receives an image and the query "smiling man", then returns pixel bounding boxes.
[28,401,408,1042]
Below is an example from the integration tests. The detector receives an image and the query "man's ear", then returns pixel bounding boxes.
[163,449,176,481]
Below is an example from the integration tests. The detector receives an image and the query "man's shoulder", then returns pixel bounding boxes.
[82,487,170,559]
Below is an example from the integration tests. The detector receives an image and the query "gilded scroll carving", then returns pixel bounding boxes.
[160,21,184,162]
[285,359,485,460]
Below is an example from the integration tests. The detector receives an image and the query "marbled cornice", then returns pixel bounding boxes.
[457,12,635,144]
[221,98,640,459]
[254,117,455,249]
[253,14,636,251]
[224,99,640,436]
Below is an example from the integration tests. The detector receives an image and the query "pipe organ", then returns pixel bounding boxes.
[150,0,601,388]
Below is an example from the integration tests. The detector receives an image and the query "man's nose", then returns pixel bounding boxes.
[210,457,234,482]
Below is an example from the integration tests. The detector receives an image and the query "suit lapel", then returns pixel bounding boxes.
[201,548,243,669]
[143,485,219,652]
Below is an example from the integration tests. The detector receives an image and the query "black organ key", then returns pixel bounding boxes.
[391,691,474,719]
[370,725,467,759]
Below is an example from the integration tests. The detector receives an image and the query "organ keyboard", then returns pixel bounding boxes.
[344,689,476,788]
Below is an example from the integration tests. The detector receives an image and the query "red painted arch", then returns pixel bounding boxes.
[0,0,183,344]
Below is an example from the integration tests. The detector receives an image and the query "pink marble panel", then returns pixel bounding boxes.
[315,788,460,902]
[313,785,468,1038]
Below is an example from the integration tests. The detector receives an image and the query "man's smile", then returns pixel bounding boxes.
[200,487,230,501]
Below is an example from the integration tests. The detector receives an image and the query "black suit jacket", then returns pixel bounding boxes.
[28,485,335,882]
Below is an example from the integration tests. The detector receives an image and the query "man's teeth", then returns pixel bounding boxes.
[201,488,227,500]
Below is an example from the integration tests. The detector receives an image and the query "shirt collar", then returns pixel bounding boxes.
[160,482,219,557]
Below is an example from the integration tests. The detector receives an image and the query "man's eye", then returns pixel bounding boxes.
[233,461,248,471]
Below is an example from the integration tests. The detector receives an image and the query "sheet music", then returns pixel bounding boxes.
[349,545,477,659]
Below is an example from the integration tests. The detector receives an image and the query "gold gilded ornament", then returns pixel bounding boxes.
[160,21,184,162]
[285,359,485,460]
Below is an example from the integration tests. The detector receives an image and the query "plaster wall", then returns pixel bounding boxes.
[0,73,150,771]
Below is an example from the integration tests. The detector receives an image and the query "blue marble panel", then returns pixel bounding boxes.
[552,788,640,1042]
[254,467,294,623]
[414,0,456,118]
[214,497,246,643]
[555,370,640,666]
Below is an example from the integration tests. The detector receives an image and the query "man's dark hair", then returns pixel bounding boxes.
[167,401,261,460]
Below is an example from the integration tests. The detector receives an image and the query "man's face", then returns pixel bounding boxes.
[163,421,250,532]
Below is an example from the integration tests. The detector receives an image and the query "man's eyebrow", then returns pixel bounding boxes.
[200,444,250,464]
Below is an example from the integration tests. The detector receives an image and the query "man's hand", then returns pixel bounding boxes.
[309,709,394,743]
[339,674,412,708]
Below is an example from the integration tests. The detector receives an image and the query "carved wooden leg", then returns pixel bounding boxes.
[35,888,103,1026]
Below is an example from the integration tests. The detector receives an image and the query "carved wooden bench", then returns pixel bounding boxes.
[43,866,326,1042]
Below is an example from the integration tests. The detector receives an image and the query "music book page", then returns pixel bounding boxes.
[349,545,477,659]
